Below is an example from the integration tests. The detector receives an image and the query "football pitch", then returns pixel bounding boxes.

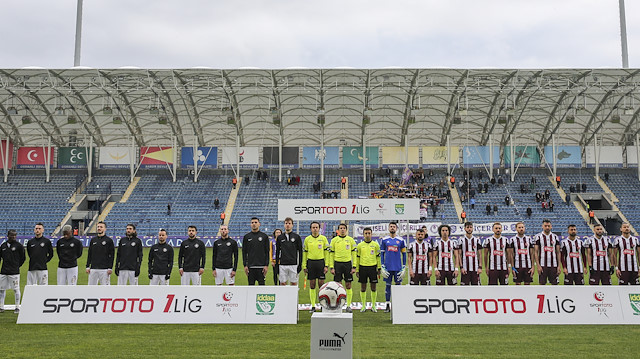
[0,248,638,358]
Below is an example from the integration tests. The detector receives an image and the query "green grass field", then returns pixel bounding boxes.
[1,248,639,358]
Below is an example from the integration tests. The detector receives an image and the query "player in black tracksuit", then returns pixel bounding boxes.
[0,230,25,312]
[242,217,270,285]
[57,232,84,269]
[86,222,115,285]
[26,223,53,285]
[178,226,206,285]
[115,225,143,285]
[212,226,239,285]
[149,229,174,285]
[275,220,303,285]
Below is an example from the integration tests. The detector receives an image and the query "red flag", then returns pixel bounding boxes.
[17,147,54,168]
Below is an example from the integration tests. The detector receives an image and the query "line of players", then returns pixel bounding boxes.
[1,218,639,313]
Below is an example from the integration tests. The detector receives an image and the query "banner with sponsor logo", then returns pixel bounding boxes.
[302,146,339,168]
[392,286,640,325]
[352,222,519,238]
[463,146,500,168]
[278,199,420,221]
[381,147,419,168]
[16,147,54,169]
[18,285,298,324]
[585,146,623,168]
[504,145,541,167]
[99,147,134,169]
[0,140,14,169]
[139,147,174,168]
[263,147,299,169]
[181,147,217,169]
[221,147,259,168]
[58,147,94,169]
[422,146,459,168]
[343,146,379,168]
[544,146,581,168]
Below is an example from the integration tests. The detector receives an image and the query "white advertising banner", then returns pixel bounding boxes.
[585,146,623,168]
[99,147,134,168]
[221,147,259,168]
[391,286,640,325]
[352,222,519,238]
[18,285,298,324]
[278,199,420,221]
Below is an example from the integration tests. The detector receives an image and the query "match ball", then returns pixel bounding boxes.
[318,281,347,311]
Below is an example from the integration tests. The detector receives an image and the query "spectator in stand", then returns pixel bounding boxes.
[470,197,476,209]
[542,201,547,212]
[493,204,498,215]
[549,200,554,212]
[544,189,550,200]
[582,183,587,192]
[526,207,532,217]
[504,195,510,206]
[486,204,491,215]
[232,177,237,189]
[604,173,609,181]
[214,198,220,209]
[555,175,561,188]
[484,182,489,193]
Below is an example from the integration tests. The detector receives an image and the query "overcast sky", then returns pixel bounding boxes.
[1,0,637,69]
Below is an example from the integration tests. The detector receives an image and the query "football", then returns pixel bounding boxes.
[318,281,347,311]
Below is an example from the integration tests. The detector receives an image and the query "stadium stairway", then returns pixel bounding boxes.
[218,177,242,236]
[53,194,88,235]
[86,177,140,233]
[120,176,141,202]
[596,176,619,202]
[449,182,464,223]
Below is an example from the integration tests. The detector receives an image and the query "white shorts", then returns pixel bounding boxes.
[0,274,20,290]
[88,269,111,285]
[117,270,138,285]
[27,270,48,285]
[279,265,299,284]
[181,271,201,286]
[214,268,235,285]
[57,267,78,285]
[150,275,170,285]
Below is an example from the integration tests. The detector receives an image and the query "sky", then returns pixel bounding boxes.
[0,0,637,69]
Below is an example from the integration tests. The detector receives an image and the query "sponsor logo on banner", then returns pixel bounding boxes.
[217,291,238,317]
[16,147,54,169]
[221,147,259,168]
[630,294,640,315]
[392,286,640,324]
[343,146,379,168]
[140,147,174,168]
[0,140,14,169]
[99,147,132,168]
[278,199,420,221]
[181,147,217,169]
[58,147,92,169]
[256,294,276,316]
[318,332,348,351]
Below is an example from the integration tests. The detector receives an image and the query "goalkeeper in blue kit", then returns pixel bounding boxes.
[380,222,407,313]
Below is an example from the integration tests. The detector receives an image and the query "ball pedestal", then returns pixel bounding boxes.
[310,311,353,359]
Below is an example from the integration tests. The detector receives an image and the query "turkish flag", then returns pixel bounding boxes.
[17,147,54,168]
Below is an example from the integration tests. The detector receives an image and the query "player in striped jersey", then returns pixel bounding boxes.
[560,224,586,285]
[508,222,534,285]
[613,223,640,285]
[380,222,407,313]
[457,222,482,286]
[303,222,329,312]
[534,219,561,285]
[584,224,613,285]
[408,228,432,285]
[483,222,510,285]
[355,228,381,312]
[431,224,459,286]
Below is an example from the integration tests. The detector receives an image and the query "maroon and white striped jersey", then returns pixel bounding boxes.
[584,235,611,271]
[434,238,458,271]
[408,239,431,274]
[483,236,509,270]
[613,235,639,272]
[561,239,585,274]
[457,235,482,272]
[509,235,533,269]
[535,232,560,268]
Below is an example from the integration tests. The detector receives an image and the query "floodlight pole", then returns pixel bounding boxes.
[74,0,83,67]
[2,138,9,182]
[619,0,629,68]
[45,137,51,183]
[320,129,325,183]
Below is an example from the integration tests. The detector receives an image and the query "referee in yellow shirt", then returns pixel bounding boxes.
[356,227,381,312]
[329,223,357,313]
[303,222,330,312]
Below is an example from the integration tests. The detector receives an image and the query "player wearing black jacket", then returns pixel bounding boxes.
[179,225,206,285]
[212,225,238,285]
[115,224,143,285]
[0,230,25,313]
[57,225,83,285]
[149,229,174,285]
[275,217,303,285]
[26,222,53,285]
[86,221,114,285]
[242,217,270,285]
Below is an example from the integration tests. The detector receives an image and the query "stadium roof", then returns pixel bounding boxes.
[1,68,639,150]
